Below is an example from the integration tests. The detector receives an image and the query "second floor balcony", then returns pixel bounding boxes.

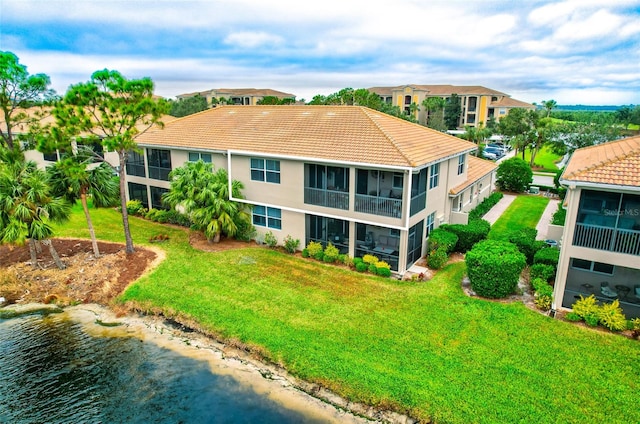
[304,187,349,210]
[573,223,640,256]
[354,193,402,218]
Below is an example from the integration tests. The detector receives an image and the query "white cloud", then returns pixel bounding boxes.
[223,31,284,48]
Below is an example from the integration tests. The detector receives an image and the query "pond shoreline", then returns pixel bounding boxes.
[2,302,416,424]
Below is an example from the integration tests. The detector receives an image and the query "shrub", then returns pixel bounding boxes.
[565,312,582,322]
[376,261,391,269]
[427,247,449,270]
[301,248,310,258]
[465,240,526,298]
[551,204,567,226]
[508,228,539,264]
[235,220,257,242]
[468,191,504,221]
[376,267,392,277]
[342,255,354,268]
[323,243,340,261]
[440,219,490,253]
[323,254,336,263]
[534,294,552,311]
[355,262,368,272]
[368,263,378,273]
[313,250,325,261]
[282,235,300,253]
[353,257,364,266]
[530,264,556,282]
[496,157,533,193]
[571,295,599,320]
[598,300,627,332]
[631,318,640,339]
[362,254,379,265]
[534,247,560,269]
[427,228,458,255]
[126,200,145,215]
[584,313,600,327]
[264,231,278,248]
[306,241,323,258]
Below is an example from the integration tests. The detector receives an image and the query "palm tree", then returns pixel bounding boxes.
[423,97,446,129]
[162,161,251,242]
[542,99,557,118]
[46,147,119,256]
[0,147,71,269]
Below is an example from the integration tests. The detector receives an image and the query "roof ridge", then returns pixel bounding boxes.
[359,106,415,166]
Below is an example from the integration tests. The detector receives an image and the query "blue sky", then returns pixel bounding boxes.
[2,0,639,105]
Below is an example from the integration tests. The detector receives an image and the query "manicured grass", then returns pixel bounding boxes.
[488,196,550,240]
[54,206,640,424]
[524,145,563,172]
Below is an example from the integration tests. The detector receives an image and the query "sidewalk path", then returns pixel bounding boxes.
[482,194,517,225]
[535,198,560,240]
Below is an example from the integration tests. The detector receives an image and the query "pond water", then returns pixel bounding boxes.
[0,306,366,424]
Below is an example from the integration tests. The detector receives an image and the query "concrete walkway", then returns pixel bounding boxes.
[535,198,560,241]
[481,194,517,225]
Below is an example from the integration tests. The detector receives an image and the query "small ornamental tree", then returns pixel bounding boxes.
[465,240,526,298]
[496,157,533,193]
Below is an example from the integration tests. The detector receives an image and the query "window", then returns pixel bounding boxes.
[126,150,146,177]
[251,158,280,183]
[149,186,169,209]
[43,151,59,162]
[426,212,435,235]
[253,205,281,229]
[188,152,212,163]
[429,163,440,189]
[128,182,148,209]
[393,173,404,189]
[571,258,614,275]
[457,155,465,175]
[147,149,172,180]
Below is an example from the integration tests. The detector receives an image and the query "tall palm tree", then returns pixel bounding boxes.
[0,147,70,269]
[46,147,119,256]
[162,161,251,243]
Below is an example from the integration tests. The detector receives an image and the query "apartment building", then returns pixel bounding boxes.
[176,88,296,107]
[128,105,497,274]
[368,85,535,128]
[553,135,640,318]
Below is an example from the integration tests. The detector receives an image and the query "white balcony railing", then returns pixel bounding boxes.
[573,223,640,256]
[355,194,402,218]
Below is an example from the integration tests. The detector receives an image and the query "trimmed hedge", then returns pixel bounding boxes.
[530,263,556,282]
[468,191,504,221]
[533,247,560,269]
[427,228,458,254]
[507,228,545,265]
[465,240,526,298]
[441,219,491,253]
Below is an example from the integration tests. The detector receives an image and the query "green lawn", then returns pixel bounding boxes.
[488,196,550,240]
[523,145,563,172]
[54,206,640,424]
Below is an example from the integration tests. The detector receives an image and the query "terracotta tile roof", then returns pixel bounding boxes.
[490,97,535,109]
[561,135,640,187]
[449,155,497,195]
[136,105,478,168]
[177,88,295,99]
[369,85,510,97]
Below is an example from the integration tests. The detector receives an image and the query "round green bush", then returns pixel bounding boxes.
[496,157,533,193]
[313,250,325,261]
[353,257,364,265]
[465,240,526,298]
[428,228,458,255]
[301,248,310,258]
[368,263,378,273]
[376,267,392,277]
[427,246,449,270]
[355,262,368,272]
[533,247,560,268]
[441,219,490,252]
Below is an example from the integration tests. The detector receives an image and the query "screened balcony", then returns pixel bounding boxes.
[304,164,349,210]
[355,169,404,218]
[572,190,640,256]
